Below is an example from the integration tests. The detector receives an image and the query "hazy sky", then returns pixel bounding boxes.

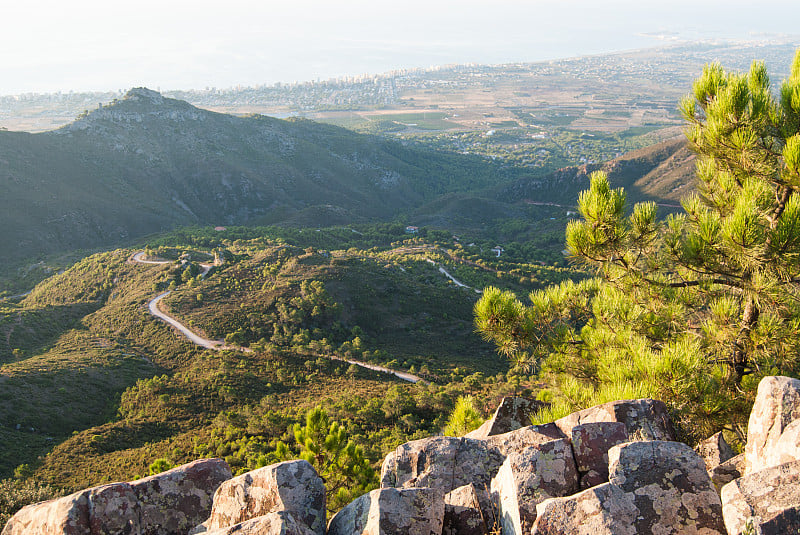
[2,0,800,95]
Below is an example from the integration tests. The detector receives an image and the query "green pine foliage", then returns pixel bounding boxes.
[276,407,378,513]
[443,395,484,436]
[0,479,60,531]
[476,49,800,443]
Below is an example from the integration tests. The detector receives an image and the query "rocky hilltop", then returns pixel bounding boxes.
[0,88,505,264]
[7,375,800,534]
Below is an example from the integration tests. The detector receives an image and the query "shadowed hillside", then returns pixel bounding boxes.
[0,88,511,265]
[496,136,696,212]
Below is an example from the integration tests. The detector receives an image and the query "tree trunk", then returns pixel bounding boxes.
[733,297,759,381]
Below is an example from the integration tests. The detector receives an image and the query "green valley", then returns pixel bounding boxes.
[0,224,580,497]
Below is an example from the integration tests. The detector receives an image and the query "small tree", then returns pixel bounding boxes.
[443,395,484,436]
[148,458,175,475]
[276,407,377,512]
[476,49,800,441]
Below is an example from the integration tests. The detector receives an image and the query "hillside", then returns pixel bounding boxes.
[0,225,580,490]
[495,136,696,211]
[0,88,513,268]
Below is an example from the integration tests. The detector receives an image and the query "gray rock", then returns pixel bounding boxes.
[532,482,638,535]
[87,483,140,534]
[570,422,627,488]
[443,484,490,535]
[465,397,547,439]
[745,375,800,474]
[532,441,726,535]
[132,458,232,535]
[768,419,800,467]
[2,458,231,535]
[609,441,725,534]
[484,425,566,460]
[2,491,90,535]
[197,460,325,535]
[555,398,676,441]
[490,438,578,535]
[327,487,444,535]
[578,469,608,490]
[721,458,800,535]
[695,432,736,471]
[380,436,498,494]
[710,453,746,493]
[202,512,316,535]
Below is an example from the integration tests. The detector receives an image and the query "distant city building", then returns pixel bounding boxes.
[405,226,419,234]
[214,226,227,231]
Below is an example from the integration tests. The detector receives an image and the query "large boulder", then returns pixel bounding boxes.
[490,438,578,535]
[532,441,725,534]
[327,487,444,535]
[483,425,565,460]
[196,460,325,535]
[696,432,736,471]
[554,398,676,441]
[443,484,491,535]
[531,482,638,535]
[86,483,140,534]
[766,419,800,467]
[570,422,628,489]
[745,375,800,474]
[202,512,316,535]
[380,436,498,494]
[466,397,547,439]
[2,458,231,535]
[608,441,725,534]
[2,490,91,535]
[721,458,800,535]
[132,458,233,535]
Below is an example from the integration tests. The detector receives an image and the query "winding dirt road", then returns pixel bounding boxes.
[148,291,222,350]
[131,252,423,383]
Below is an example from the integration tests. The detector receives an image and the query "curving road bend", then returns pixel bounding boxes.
[148,291,223,350]
[131,252,423,383]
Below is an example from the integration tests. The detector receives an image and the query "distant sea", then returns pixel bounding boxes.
[3,0,800,95]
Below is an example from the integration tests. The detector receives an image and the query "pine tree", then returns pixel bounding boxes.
[475,49,800,441]
[276,406,377,512]
[443,395,484,436]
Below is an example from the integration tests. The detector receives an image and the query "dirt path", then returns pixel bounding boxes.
[131,252,423,383]
[148,291,223,350]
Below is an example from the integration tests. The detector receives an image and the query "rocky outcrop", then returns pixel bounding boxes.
[483,425,565,460]
[443,484,490,535]
[2,458,231,535]
[26,385,800,535]
[531,482,638,535]
[380,436,498,494]
[466,397,546,439]
[721,459,800,535]
[202,511,316,535]
[608,441,725,534]
[193,460,325,535]
[133,459,234,534]
[326,487,444,535]
[491,439,578,535]
[532,441,725,534]
[745,375,800,474]
[570,422,628,489]
[554,398,676,441]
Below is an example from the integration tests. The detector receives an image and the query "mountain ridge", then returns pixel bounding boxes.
[0,88,510,266]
